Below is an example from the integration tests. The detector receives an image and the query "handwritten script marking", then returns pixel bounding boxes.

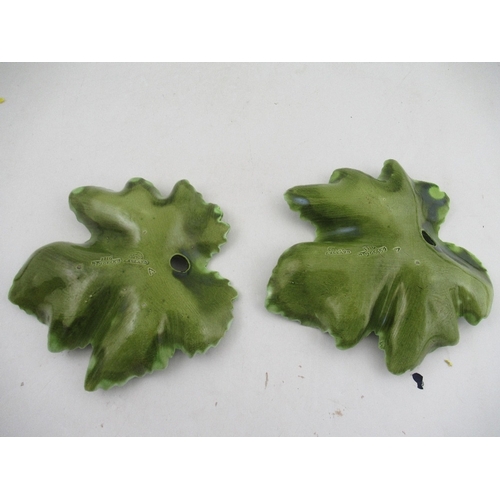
[325,247,352,256]
[358,246,387,257]
[91,252,152,274]
[91,256,121,266]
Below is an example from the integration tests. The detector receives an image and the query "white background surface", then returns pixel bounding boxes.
[1,62,499,436]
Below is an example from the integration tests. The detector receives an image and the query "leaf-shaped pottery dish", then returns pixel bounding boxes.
[266,160,493,374]
[9,178,237,390]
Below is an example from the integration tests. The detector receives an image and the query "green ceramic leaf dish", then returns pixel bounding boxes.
[9,178,237,390]
[266,160,493,374]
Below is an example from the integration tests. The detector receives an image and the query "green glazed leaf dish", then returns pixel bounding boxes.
[9,178,237,390]
[266,160,493,374]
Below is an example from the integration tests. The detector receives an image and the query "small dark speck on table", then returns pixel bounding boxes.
[412,373,424,389]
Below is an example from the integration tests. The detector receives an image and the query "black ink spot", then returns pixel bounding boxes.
[412,372,424,389]
[421,230,436,246]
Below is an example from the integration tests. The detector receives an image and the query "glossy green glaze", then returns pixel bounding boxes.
[9,178,237,390]
[266,160,493,374]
